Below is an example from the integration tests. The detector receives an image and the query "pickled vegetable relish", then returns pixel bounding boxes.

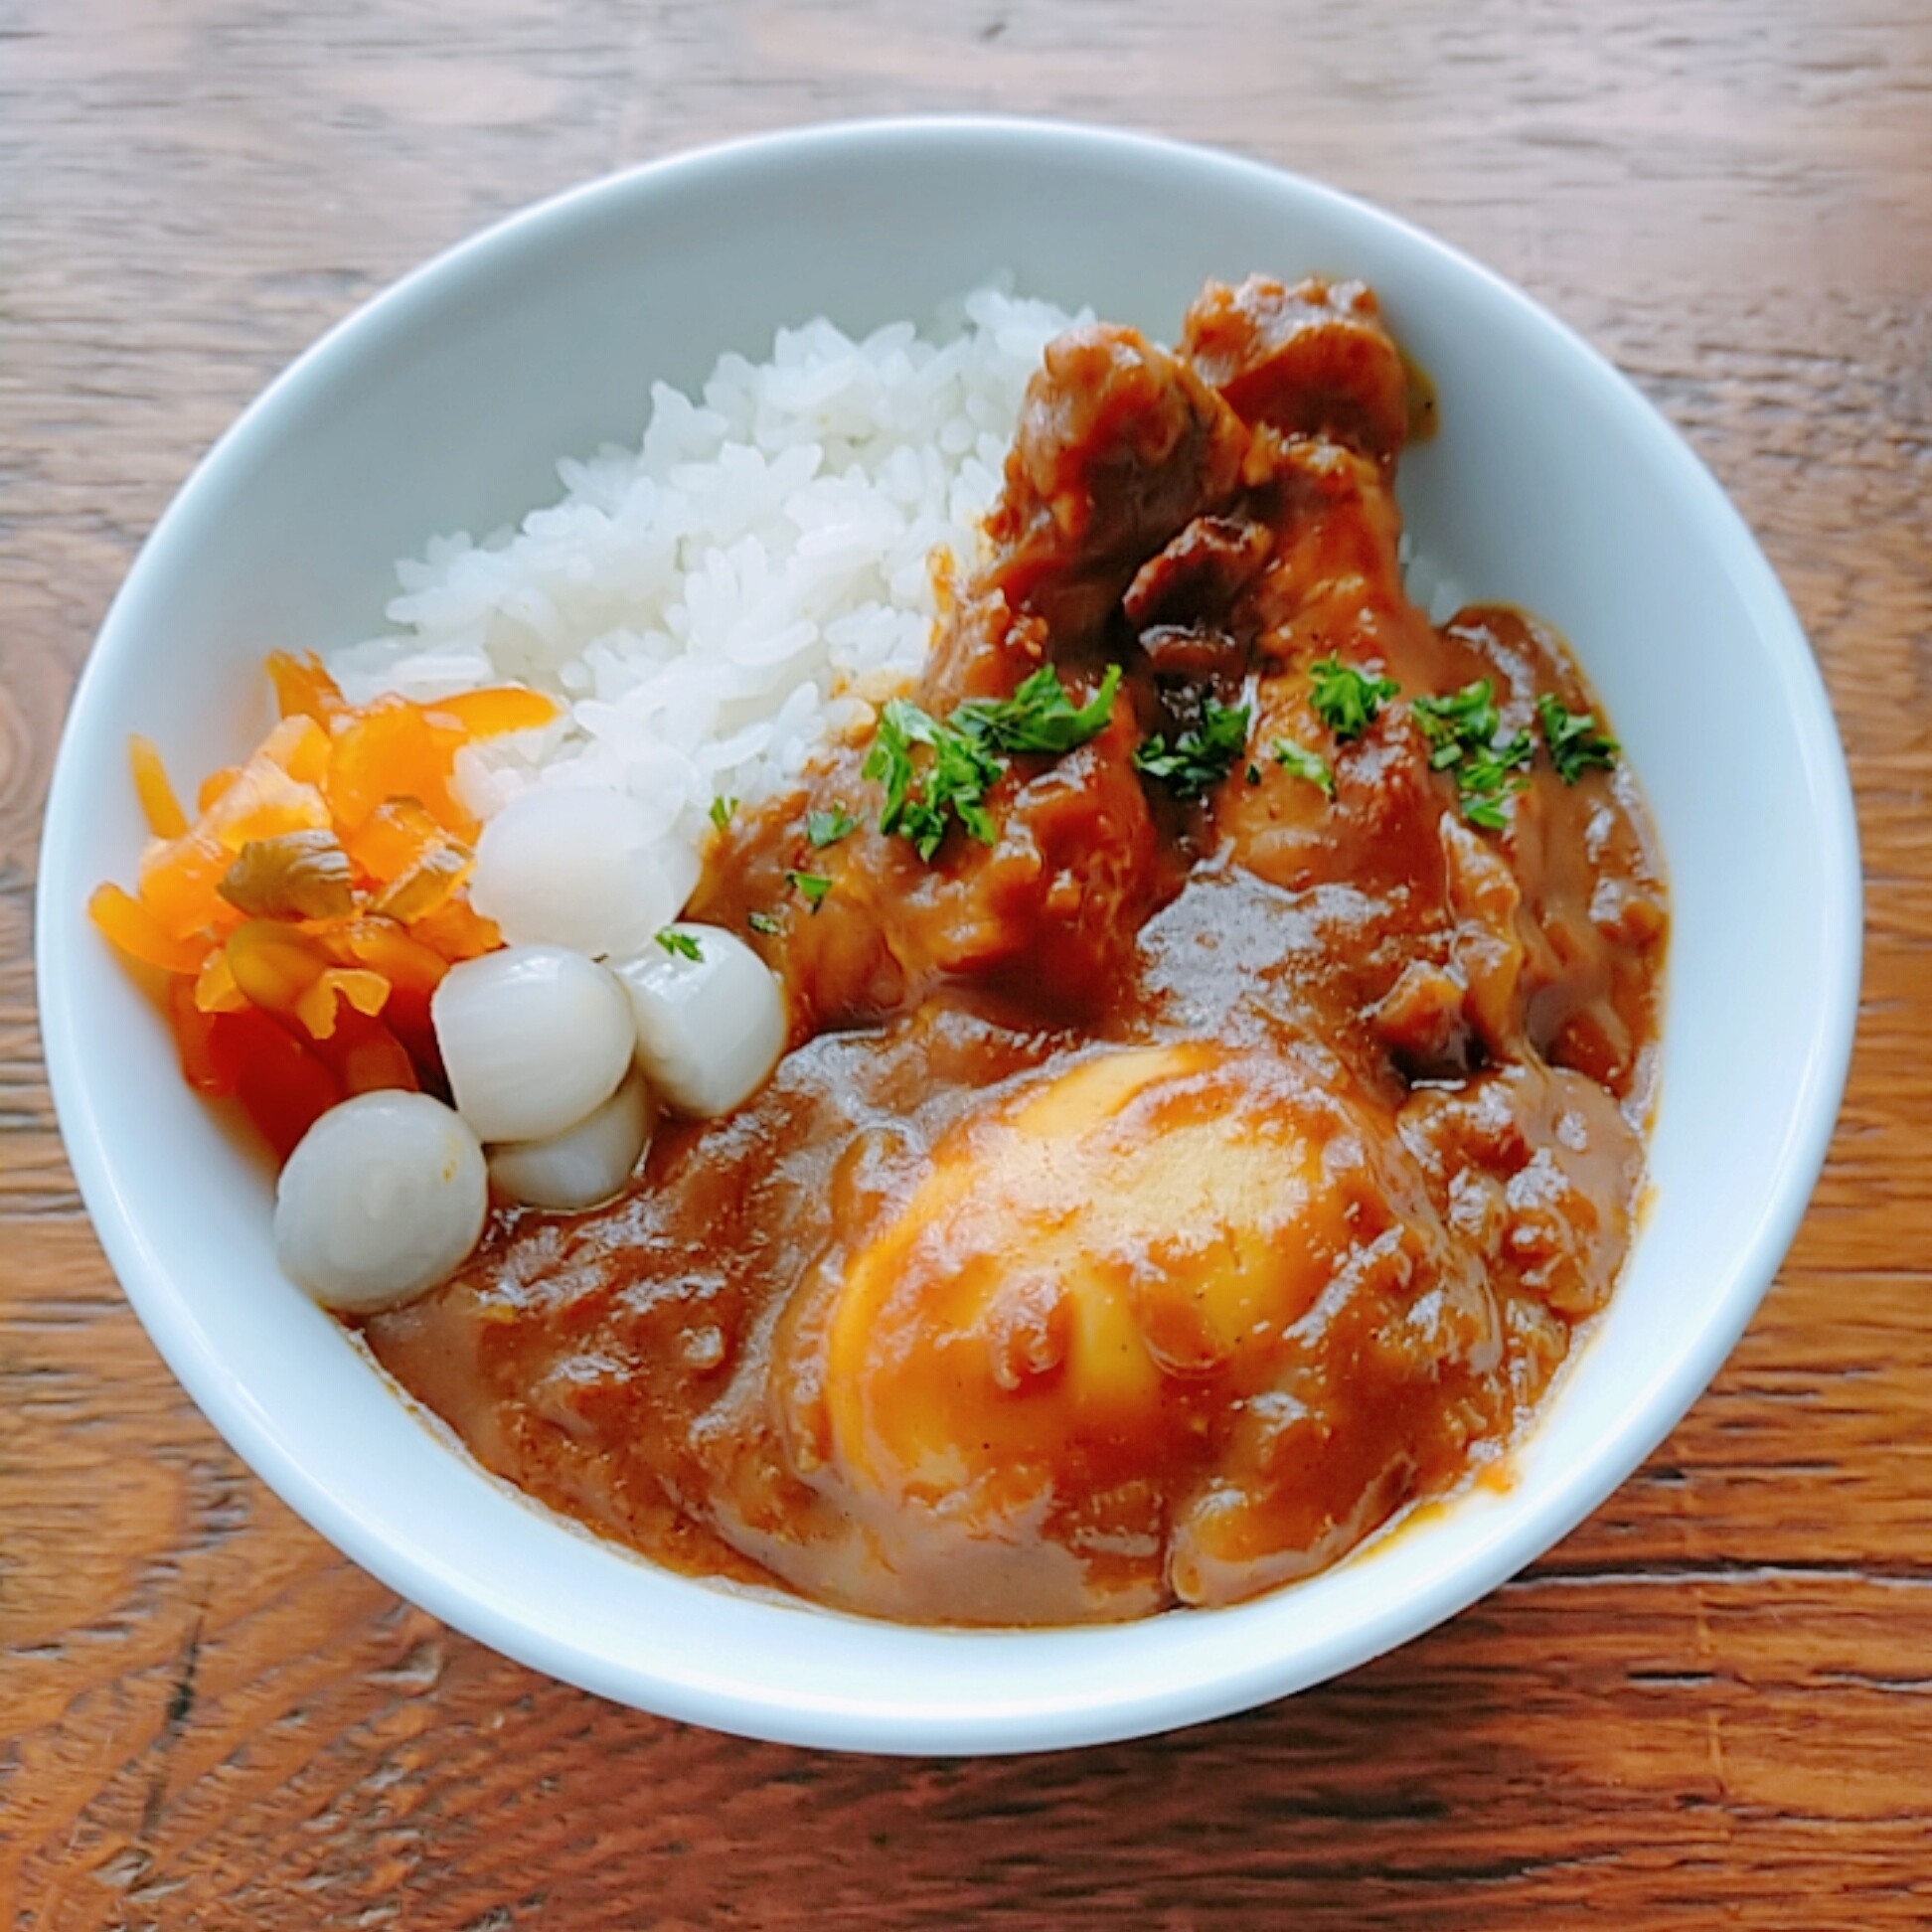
[89,655,557,1160]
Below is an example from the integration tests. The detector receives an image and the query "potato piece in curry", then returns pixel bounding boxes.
[366,274,1666,1626]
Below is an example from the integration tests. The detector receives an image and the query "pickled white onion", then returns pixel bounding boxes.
[488,1065,657,1211]
[613,924,787,1118]
[471,785,686,960]
[273,1091,486,1311]
[432,944,634,1142]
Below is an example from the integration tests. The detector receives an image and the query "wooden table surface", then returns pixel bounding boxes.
[4,2,1929,1923]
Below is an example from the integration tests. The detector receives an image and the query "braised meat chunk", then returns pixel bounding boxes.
[1182,273,1414,462]
[983,324,1249,647]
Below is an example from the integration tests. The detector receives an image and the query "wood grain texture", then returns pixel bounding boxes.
[3,0,1930,1923]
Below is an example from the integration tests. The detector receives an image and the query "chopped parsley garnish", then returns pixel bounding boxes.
[1309,657,1399,742]
[1271,738,1337,799]
[746,909,782,936]
[1464,729,1534,787]
[1537,694,1620,784]
[805,802,860,849]
[865,697,999,863]
[953,663,1124,754]
[866,701,1004,862]
[862,666,1119,863]
[1410,679,1533,831]
[709,794,737,831]
[1456,729,1535,829]
[784,869,833,910]
[1410,679,1502,769]
[864,698,934,832]
[655,927,704,961]
[1459,785,1522,832]
[1133,698,1252,801]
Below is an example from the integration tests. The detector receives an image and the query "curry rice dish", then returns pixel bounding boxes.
[358,276,1667,1625]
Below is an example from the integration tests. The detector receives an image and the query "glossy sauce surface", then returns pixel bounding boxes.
[366,276,1667,1625]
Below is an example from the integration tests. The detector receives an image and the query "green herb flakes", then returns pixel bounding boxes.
[863,698,934,839]
[861,667,1118,864]
[1309,657,1399,742]
[1410,679,1502,769]
[805,802,860,849]
[747,909,782,936]
[1456,729,1534,828]
[1459,784,1525,832]
[1133,698,1252,801]
[709,795,737,832]
[953,663,1124,754]
[785,869,833,911]
[891,721,1004,863]
[655,927,704,962]
[1537,694,1620,784]
[1409,679,1535,831]
[1271,738,1337,799]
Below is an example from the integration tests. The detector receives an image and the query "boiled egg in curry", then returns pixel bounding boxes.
[780,1040,1499,1623]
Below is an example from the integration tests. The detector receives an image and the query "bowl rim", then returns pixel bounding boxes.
[37,112,1863,1754]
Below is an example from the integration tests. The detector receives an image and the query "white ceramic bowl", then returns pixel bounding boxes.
[38,118,1860,1754]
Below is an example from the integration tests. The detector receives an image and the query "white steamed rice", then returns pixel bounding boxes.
[326,285,1087,865]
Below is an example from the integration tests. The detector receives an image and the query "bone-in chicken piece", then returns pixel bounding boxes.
[1181,274,1413,462]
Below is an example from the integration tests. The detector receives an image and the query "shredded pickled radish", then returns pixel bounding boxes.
[90,653,560,1162]
[128,734,189,839]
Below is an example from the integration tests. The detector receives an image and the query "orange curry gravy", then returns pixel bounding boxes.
[365,276,1667,1625]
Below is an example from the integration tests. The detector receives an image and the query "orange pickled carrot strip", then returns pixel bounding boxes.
[88,883,211,975]
[197,765,242,814]
[135,828,234,943]
[140,720,334,940]
[193,949,248,1015]
[169,976,232,1095]
[326,913,447,978]
[204,761,333,853]
[342,796,449,886]
[272,716,333,788]
[327,697,467,834]
[293,967,390,1042]
[373,845,470,924]
[128,736,188,840]
[431,685,560,739]
[225,919,327,1015]
[325,688,552,842]
[406,896,501,962]
[266,651,350,728]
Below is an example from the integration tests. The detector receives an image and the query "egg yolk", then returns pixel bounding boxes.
[822,1043,1361,1521]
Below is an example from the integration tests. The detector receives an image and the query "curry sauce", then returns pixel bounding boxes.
[365,275,1666,1625]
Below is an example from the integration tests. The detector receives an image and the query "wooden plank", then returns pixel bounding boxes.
[4,0,1930,1922]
